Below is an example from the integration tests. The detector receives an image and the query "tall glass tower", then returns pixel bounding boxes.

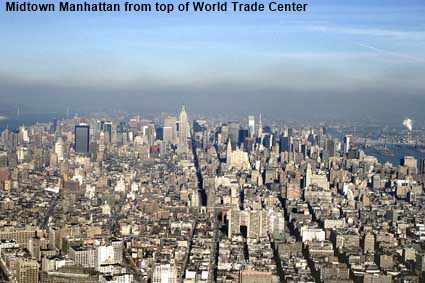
[75,124,90,154]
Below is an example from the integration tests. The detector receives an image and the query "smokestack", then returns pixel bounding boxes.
[402,118,413,144]
[408,131,413,144]
[402,118,413,131]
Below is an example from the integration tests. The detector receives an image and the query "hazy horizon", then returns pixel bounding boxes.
[1,0,424,121]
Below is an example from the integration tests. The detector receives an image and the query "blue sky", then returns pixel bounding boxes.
[0,0,425,119]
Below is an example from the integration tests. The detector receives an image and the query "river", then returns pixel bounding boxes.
[364,144,425,171]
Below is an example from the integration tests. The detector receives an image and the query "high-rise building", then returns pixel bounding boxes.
[226,139,232,164]
[228,121,240,148]
[178,106,190,153]
[262,134,273,149]
[372,174,381,189]
[193,120,206,133]
[75,124,90,154]
[228,209,241,238]
[155,127,164,141]
[279,136,290,153]
[103,121,112,143]
[163,127,173,145]
[96,120,112,143]
[164,116,177,144]
[248,116,255,137]
[258,114,263,138]
[69,246,95,268]
[304,163,312,189]
[238,129,249,147]
[144,124,156,146]
[363,233,375,254]
[29,236,41,261]
[17,258,39,283]
[244,137,255,153]
[249,210,270,239]
[240,270,274,283]
[343,135,351,153]
[247,210,262,239]
[220,125,229,145]
[111,240,124,263]
[326,139,336,157]
[54,137,64,161]
[416,253,425,275]
[152,264,177,283]
[50,118,58,134]
[401,156,417,175]
[421,159,425,175]
[95,245,115,271]
[19,126,29,143]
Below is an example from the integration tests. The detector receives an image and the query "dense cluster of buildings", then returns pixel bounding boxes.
[0,107,424,283]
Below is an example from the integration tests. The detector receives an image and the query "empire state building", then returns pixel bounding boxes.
[178,105,190,153]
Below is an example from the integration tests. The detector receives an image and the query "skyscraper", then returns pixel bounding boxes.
[238,129,249,147]
[178,106,190,153]
[248,115,255,137]
[16,259,39,283]
[97,120,112,143]
[258,114,263,138]
[401,156,418,175]
[228,121,240,148]
[220,124,229,145]
[226,139,232,164]
[164,116,177,144]
[103,121,112,143]
[145,124,156,146]
[163,127,173,145]
[54,137,64,161]
[326,139,336,157]
[343,135,351,153]
[304,163,312,189]
[75,124,90,154]
[279,136,290,153]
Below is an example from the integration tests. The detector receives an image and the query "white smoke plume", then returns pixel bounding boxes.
[402,118,413,131]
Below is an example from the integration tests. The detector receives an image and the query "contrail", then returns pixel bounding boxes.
[356,42,425,63]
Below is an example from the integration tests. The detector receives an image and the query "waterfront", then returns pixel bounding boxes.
[0,113,64,132]
[365,144,425,170]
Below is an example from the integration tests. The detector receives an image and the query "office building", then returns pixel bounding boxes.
[54,137,64,161]
[178,106,190,153]
[164,116,177,144]
[280,136,290,153]
[75,124,90,154]
[248,116,255,137]
[17,258,39,283]
[343,135,351,153]
[152,264,177,283]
